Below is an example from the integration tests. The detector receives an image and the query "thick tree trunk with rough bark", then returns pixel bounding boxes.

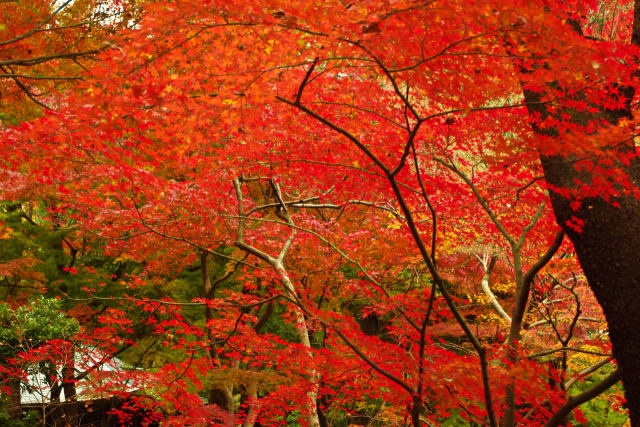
[540,153,640,425]
[524,81,640,423]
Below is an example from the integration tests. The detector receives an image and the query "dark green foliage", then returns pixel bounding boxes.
[0,297,79,360]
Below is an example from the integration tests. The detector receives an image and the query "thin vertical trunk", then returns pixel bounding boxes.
[6,376,21,420]
[233,177,321,427]
[242,379,260,427]
[201,252,235,417]
[62,365,76,401]
[62,348,78,423]
[271,259,321,427]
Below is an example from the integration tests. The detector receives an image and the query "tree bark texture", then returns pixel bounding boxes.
[525,86,640,423]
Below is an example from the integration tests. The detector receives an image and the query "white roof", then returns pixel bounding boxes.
[20,348,138,404]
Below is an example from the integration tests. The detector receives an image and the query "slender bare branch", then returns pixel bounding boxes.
[435,157,515,246]
[0,50,100,67]
[515,201,546,250]
[0,0,73,47]
[475,255,511,322]
[295,57,319,104]
[411,141,437,261]
[544,369,621,427]
[0,74,82,81]
[526,346,612,359]
[277,96,392,174]
[565,358,612,390]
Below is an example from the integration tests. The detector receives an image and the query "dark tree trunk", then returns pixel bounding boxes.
[62,363,76,401]
[201,252,235,415]
[6,376,21,420]
[524,83,640,423]
[506,2,640,421]
[540,154,640,425]
[62,353,78,422]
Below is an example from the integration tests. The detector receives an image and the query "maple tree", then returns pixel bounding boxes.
[2,0,640,426]
[0,0,140,124]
